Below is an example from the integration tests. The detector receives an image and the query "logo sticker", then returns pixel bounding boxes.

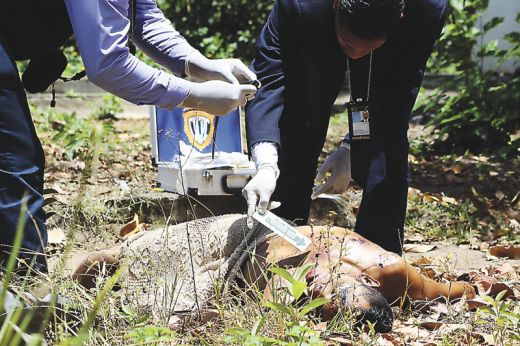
[183,109,215,151]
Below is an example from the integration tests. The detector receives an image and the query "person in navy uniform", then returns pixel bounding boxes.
[243,0,448,254]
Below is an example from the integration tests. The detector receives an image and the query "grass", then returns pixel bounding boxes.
[1,98,516,345]
[407,194,483,243]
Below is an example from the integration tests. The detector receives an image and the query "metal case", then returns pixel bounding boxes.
[149,106,256,196]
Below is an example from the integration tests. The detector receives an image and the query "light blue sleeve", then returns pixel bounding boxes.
[133,0,197,77]
[64,0,192,110]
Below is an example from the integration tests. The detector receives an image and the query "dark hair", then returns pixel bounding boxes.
[338,284,394,333]
[337,0,405,40]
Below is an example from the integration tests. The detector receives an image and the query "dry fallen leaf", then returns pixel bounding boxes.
[467,297,489,311]
[404,244,437,253]
[419,267,437,279]
[441,196,458,205]
[324,333,353,345]
[488,245,520,259]
[511,190,520,207]
[419,321,443,331]
[428,303,449,321]
[379,333,401,346]
[485,282,515,298]
[314,322,328,332]
[422,193,443,203]
[509,218,520,230]
[495,262,519,281]
[443,164,465,174]
[47,228,66,245]
[470,273,514,298]
[119,214,145,239]
[420,193,457,205]
[393,324,431,342]
[408,187,422,197]
[461,332,487,345]
[410,257,432,266]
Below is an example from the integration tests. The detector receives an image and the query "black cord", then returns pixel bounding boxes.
[211,117,219,159]
[128,0,137,55]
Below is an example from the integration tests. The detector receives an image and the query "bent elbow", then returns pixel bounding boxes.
[83,51,128,91]
[83,60,112,91]
[85,69,105,88]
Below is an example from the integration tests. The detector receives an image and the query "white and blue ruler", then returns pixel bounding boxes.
[253,210,311,251]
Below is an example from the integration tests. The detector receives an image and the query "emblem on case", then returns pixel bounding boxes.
[183,109,215,151]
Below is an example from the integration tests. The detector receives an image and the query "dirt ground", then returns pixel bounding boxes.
[34,93,519,271]
[31,94,519,345]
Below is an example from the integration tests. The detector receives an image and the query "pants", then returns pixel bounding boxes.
[272,109,408,255]
[0,36,47,271]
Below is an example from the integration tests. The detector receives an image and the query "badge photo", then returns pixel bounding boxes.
[347,100,371,141]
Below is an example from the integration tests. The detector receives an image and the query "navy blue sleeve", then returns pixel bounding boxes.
[245,0,298,148]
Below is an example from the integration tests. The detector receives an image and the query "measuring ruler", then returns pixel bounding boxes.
[253,210,311,251]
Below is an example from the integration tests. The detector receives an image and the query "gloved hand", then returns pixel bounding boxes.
[311,143,351,199]
[243,166,279,218]
[182,80,257,115]
[186,50,257,84]
[243,142,280,227]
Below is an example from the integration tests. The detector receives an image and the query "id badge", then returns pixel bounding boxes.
[347,100,371,141]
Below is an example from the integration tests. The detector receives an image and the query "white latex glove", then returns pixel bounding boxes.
[243,142,281,226]
[243,166,279,217]
[186,50,257,84]
[182,80,257,115]
[311,143,351,199]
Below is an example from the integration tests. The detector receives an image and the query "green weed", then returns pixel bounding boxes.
[476,291,520,345]
[224,264,329,345]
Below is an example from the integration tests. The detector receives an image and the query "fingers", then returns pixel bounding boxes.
[267,201,281,211]
[243,188,258,218]
[315,160,331,182]
[243,186,258,229]
[311,179,334,200]
[222,70,240,85]
[232,60,257,83]
[257,190,271,215]
[239,85,258,106]
[240,85,257,98]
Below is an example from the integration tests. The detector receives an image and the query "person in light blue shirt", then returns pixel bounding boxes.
[0,0,256,273]
[64,0,257,114]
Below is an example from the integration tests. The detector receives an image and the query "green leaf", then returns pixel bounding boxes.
[439,113,464,125]
[488,84,506,93]
[290,281,306,301]
[269,267,295,284]
[501,311,520,321]
[225,327,249,337]
[495,290,508,302]
[251,317,265,336]
[293,263,314,281]
[135,314,149,325]
[478,305,494,315]
[263,301,293,316]
[483,17,504,33]
[300,298,330,316]
[121,304,133,316]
